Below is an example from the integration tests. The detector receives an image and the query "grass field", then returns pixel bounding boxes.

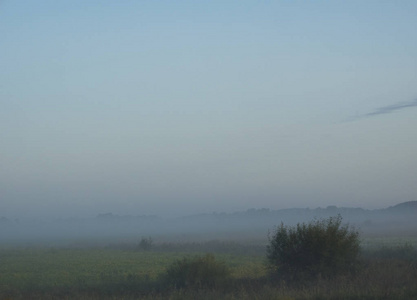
[1,239,417,299]
[0,247,265,298]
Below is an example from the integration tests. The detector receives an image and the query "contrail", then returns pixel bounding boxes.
[346,98,417,122]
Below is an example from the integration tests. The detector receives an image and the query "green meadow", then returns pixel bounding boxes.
[0,247,266,298]
[1,239,417,300]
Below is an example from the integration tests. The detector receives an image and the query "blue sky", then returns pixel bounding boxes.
[1,1,417,218]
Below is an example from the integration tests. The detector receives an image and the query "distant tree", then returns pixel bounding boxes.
[267,215,360,281]
[138,236,153,251]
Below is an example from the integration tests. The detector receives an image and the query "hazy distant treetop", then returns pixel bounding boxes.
[389,201,417,212]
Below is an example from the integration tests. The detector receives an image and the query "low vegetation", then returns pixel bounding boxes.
[137,236,153,251]
[164,254,231,289]
[1,216,417,299]
[267,215,360,281]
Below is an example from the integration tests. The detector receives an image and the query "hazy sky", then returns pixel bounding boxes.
[1,1,417,218]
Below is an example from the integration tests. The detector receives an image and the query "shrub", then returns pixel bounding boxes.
[267,215,360,281]
[164,254,231,289]
[138,236,153,251]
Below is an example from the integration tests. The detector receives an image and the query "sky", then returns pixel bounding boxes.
[1,1,417,219]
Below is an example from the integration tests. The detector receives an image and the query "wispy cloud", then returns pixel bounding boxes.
[346,99,417,122]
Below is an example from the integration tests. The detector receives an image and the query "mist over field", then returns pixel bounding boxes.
[2,3,417,299]
[1,1,417,240]
[1,201,416,247]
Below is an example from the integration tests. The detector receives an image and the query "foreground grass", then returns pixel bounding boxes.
[0,244,416,299]
[0,248,265,297]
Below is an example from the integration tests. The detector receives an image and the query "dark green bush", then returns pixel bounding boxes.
[164,254,231,289]
[267,215,360,281]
